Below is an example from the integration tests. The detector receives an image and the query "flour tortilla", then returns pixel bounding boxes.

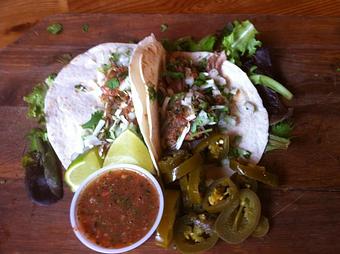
[170,51,269,164]
[129,34,165,173]
[44,43,136,168]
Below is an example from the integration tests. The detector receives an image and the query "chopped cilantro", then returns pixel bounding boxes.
[47,23,63,35]
[160,24,168,32]
[74,84,87,92]
[163,71,184,79]
[148,85,157,101]
[266,134,290,152]
[99,63,111,74]
[82,24,89,33]
[106,78,120,89]
[82,111,104,130]
[193,72,208,86]
[197,58,208,71]
[110,52,120,63]
[229,147,252,160]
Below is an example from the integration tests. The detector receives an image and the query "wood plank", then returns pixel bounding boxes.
[0,0,68,48]
[68,0,340,16]
[1,180,339,253]
[1,14,340,253]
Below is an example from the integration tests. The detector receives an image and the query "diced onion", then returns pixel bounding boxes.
[92,119,105,137]
[175,123,190,150]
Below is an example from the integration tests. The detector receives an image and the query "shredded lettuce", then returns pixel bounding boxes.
[221,20,262,65]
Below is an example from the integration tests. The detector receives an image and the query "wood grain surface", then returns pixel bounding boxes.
[0,14,340,254]
[1,0,340,47]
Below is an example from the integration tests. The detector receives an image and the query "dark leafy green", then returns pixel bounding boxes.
[106,78,120,89]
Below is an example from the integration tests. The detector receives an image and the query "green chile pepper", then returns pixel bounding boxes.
[159,150,190,174]
[230,173,258,192]
[163,153,203,183]
[252,215,270,238]
[202,177,239,213]
[155,190,181,248]
[187,167,203,209]
[230,160,278,187]
[194,133,229,161]
[215,189,261,244]
[174,213,219,253]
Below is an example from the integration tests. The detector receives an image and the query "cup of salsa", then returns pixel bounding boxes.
[70,163,164,253]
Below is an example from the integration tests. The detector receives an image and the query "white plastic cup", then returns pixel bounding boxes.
[70,163,164,253]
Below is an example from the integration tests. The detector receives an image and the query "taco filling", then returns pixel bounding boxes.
[159,51,268,163]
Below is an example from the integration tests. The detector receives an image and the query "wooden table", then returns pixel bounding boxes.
[0,14,340,254]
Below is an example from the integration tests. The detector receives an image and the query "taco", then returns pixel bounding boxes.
[129,34,166,170]
[131,37,269,165]
[45,43,142,168]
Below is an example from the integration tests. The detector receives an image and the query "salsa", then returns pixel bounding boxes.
[77,169,159,248]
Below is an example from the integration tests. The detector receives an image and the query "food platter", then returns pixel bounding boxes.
[0,14,340,254]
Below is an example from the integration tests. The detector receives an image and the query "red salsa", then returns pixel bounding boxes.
[77,169,159,248]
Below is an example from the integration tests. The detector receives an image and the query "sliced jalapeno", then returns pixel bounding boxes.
[159,150,190,174]
[215,189,261,244]
[230,173,258,192]
[230,159,278,187]
[194,133,229,161]
[163,153,203,183]
[174,213,219,253]
[252,215,270,238]
[155,190,181,248]
[202,177,239,213]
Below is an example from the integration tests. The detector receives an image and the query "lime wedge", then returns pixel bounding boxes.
[65,147,103,192]
[103,129,155,174]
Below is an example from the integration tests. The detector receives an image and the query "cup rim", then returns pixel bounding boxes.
[70,163,164,253]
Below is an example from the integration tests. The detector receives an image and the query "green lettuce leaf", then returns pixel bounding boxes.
[23,74,56,124]
[221,20,262,65]
[162,35,216,52]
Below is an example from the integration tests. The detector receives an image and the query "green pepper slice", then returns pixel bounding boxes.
[159,150,190,174]
[230,173,258,192]
[230,160,278,187]
[174,213,219,253]
[193,133,229,161]
[202,177,239,213]
[187,167,203,208]
[163,153,203,183]
[155,189,181,248]
[215,189,261,244]
[252,215,270,238]
[179,175,192,209]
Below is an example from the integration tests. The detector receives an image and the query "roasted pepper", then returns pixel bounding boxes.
[155,189,181,248]
[179,175,192,209]
[215,189,261,244]
[163,153,203,183]
[193,133,229,161]
[202,177,239,213]
[174,213,219,253]
[230,160,278,187]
